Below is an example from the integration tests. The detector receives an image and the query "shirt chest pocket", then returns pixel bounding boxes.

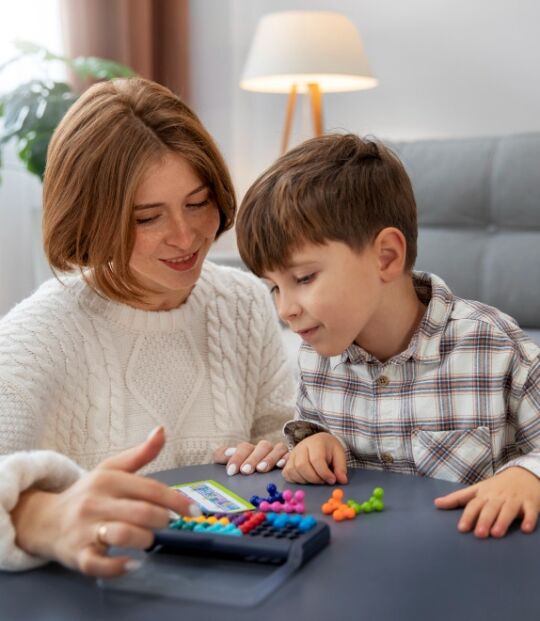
[411,426,493,485]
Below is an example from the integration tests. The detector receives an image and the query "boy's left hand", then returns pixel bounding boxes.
[434,466,540,538]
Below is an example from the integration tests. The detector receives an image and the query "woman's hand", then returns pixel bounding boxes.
[434,466,540,538]
[11,427,196,577]
[213,440,289,475]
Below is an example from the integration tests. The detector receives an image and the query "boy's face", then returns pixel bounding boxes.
[264,241,383,357]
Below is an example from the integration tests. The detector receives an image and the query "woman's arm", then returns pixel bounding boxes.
[4,428,195,575]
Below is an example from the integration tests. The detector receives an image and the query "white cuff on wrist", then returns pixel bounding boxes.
[0,450,84,571]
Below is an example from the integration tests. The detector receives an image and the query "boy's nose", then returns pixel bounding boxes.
[276,295,301,322]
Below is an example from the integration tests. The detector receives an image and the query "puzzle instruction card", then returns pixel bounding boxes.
[171,479,255,514]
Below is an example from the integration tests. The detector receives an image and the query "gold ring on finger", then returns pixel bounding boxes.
[95,522,109,549]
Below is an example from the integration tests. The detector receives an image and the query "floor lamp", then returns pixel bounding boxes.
[240,11,378,154]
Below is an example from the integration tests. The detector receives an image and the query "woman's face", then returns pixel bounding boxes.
[129,151,220,310]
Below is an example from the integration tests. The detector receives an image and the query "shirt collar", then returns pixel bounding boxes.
[330,271,455,369]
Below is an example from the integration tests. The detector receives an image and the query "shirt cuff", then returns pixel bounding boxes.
[0,450,85,571]
[283,419,348,451]
[496,454,540,480]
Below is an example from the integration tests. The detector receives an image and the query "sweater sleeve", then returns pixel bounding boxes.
[0,286,85,571]
[0,450,84,571]
[250,288,296,446]
[0,379,45,454]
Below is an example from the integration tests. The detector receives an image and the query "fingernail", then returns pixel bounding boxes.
[224,447,237,457]
[227,464,238,476]
[276,458,286,468]
[241,463,253,474]
[188,504,202,517]
[147,425,163,441]
[256,461,268,472]
[125,559,143,573]
[169,510,180,520]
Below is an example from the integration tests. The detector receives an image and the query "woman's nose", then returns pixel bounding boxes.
[166,216,196,248]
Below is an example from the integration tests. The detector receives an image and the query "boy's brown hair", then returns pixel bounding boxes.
[43,77,236,304]
[236,133,417,276]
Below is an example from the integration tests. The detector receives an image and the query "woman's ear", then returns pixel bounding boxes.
[374,227,407,282]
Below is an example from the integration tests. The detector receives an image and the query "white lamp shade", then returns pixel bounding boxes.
[240,11,378,94]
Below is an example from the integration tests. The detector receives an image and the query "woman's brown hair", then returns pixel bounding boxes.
[236,133,417,276]
[43,77,236,303]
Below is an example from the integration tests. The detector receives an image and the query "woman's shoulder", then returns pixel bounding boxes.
[0,274,86,326]
[200,260,268,298]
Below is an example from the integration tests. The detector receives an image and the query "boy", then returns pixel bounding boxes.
[235,134,540,539]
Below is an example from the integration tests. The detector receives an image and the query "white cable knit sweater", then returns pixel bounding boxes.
[0,261,295,570]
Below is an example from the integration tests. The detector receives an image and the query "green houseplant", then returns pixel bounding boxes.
[0,40,135,181]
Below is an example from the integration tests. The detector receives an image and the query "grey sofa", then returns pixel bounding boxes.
[391,133,540,345]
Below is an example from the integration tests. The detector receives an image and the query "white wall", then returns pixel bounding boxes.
[0,146,47,315]
[190,0,540,254]
[0,0,63,315]
[2,0,539,313]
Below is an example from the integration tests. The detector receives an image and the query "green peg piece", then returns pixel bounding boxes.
[372,487,384,499]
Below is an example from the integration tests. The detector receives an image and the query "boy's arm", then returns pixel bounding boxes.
[435,352,540,537]
[496,353,540,477]
[283,376,352,459]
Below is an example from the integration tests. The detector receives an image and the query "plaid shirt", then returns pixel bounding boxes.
[284,272,540,485]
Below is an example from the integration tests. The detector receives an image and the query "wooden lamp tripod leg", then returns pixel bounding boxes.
[307,82,323,136]
[281,83,298,154]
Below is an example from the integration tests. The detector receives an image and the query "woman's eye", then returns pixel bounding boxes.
[186,198,210,209]
[296,273,315,285]
[135,215,159,225]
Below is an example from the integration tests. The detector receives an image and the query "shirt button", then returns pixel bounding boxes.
[381,452,394,464]
[377,375,390,386]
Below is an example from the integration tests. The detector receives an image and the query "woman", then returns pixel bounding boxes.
[0,78,294,576]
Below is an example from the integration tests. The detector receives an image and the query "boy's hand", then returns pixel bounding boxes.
[282,432,348,485]
[213,440,289,475]
[434,466,540,538]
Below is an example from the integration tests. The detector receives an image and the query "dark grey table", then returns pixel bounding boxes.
[0,465,536,621]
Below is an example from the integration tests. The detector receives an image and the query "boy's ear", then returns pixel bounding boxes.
[373,227,407,282]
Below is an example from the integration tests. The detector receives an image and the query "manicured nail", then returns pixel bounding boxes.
[276,458,286,468]
[188,504,202,517]
[147,425,163,440]
[241,463,253,474]
[256,461,268,472]
[125,559,143,572]
[169,510,180,520]
[224,447,237,457]
[227,464,238,476]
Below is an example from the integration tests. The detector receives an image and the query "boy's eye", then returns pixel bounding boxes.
[296,273,315,285]
[269,285,279,295]
[135,215,159,225]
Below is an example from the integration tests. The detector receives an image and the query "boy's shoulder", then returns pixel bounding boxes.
[447,290,539,364]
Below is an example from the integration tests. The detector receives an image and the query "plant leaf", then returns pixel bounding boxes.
[17,130,50,179]
[70,56,135,80]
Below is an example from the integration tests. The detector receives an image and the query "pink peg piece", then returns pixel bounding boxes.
[259,500,271,512]
[282,489,293,502]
